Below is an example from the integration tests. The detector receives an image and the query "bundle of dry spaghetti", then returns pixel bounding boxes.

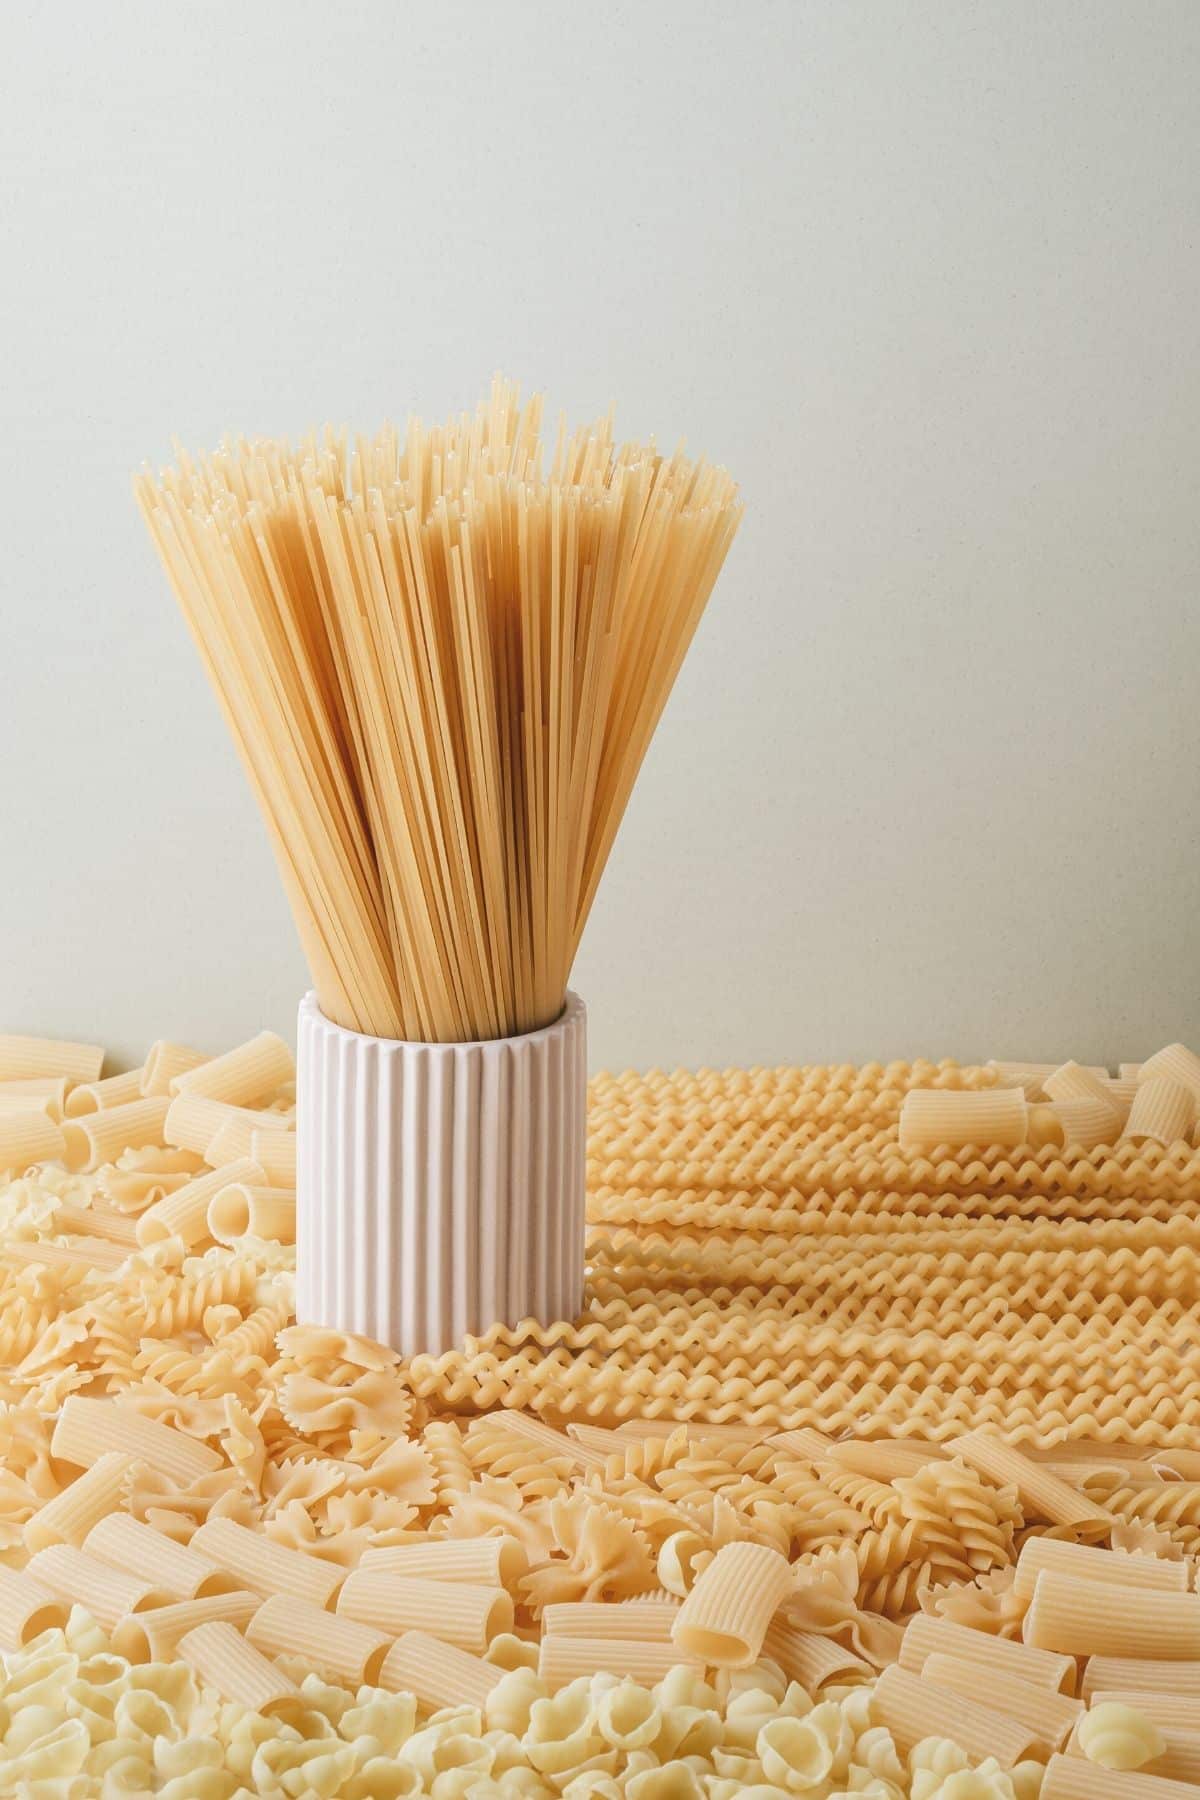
[135,379,741,1042]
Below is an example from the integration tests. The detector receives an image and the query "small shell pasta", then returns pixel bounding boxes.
[1078,1702,1167,1770]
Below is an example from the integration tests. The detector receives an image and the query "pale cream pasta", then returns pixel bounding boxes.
[1090,1695,1200,1732]
[827,1439,944,1480]
[0,1565,69,1651]
[1013,1537,1191,1603]
[1041,1751,1198,1800]
[766,1427,836,1460]
[171,1029,293,1106]
[247,1592,390,1685]
[921,1652,1082,1757]
[1044,1060,1124,1113]
[949,1428,1111,1531]
[543,1600,679,1639]
[110,1589,262,1661]
[136,1156,265,1247]
[52,1396,224,1485]
[898,1089,1028,1151]
[206,1108,293,1166]
[141,1039,209,1096]
[900,1613,1076,1692]
[379,1629,506,1712]
[492,1410,610,1471]
[1049,1096,1125,1151]
[336,1569,511,1651]
[61,1097,169,1172]
[1083,1660,1200,1702]
[1138,1042,1200,1103]
[671,1540,793,1667]
[49,1202,139,1245]
[0,1075,69,1117]
[190,1517,345,1610]
[1023,1571,1200,1657]
[872,1664,1039,1765]
[0,1032,104,1083]
[1121,1076,1196,1146]
[1078,1702,1168,1770]
[63,1069,146,1116]
[206,1181,296,1246]
[23,1450,139,1554]
[358,1536,527,1586]
[250,1127,297,1186]
[177,1618,300,1714]
[539,1635,700,1687]
[84,1513,234,1601]
[763,1617,871,1689]
[0,1110,66,1173]
[26,1544,169,1631]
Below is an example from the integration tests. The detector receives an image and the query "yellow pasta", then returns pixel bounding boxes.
[247,1592,390,1685]
[0,1110,65,1172]
[1139,1043,1200,1103]
[84,1513,234,1601]
[899,1614,1076,1692]
[49,1202,139,1244]
[1049,1095,1125,1151]
[949,1428,1111,1531]
[63,1069,146,1116]
[0,1075,69,1117]
[172,1030,294,1107]
[136,1157,264,1247]
[671,1541,793,1667]
[1023,1572,1200,1658]
[378,1629,505,1711]
[141,1039,209,1096]
[189,1517,344,1610]
[763,1618,871,1689]
[206,1109,293,1166]
[163,1092,252,1156]
[0,1565,69,1651]
[766,1427,836,1460]
[110,1589,262,1662]
[1041,1752,1199,1800]
[1045,1061,1125,1113]
[898,1089,1028,1151]
[1072,1699,1165,1771]
[1090,1695,1200,1732]
[921,1652,1082,1757]
[872,1664,1039,1765]
[52,1397,223,1485]
[250,1128,297,1186]
[359,1537,527,1585]
[177,1618,300,1714]
[336,1570,511,1651]
[1121,1077,1196,1147]
[543,1599,679,1639]
[1143,1730,1200,1787]
[207,1182,295,1245]
[26,1544,168,1630]
[61,1097,169,1172]
[539,1635,699,1686]
[23,1451,139,1554]
[0,1032,104,1083]
[1013,1537,1191,1602]
[1083,1661,1200,1703]
[828,1440,945,1480]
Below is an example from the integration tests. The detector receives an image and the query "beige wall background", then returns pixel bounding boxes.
[1,1,1197,1073]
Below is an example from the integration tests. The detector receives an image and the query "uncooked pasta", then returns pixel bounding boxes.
[3,1026,1200,1792]
[136,380,742,1042]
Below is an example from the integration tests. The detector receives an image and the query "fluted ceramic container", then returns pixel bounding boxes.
[296,990,587,1356]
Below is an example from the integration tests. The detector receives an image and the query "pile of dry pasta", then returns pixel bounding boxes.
[3,1031,1200,1795]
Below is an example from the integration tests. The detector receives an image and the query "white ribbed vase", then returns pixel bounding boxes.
[296,991,587,1356]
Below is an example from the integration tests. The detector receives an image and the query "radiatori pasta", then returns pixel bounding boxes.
[6,1034,1200,1791]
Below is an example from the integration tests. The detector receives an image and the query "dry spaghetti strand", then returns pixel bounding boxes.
[137,379,741,1042]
